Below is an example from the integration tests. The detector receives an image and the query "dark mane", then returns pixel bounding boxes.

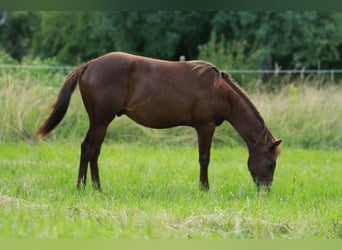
[220,71,274,142]
[185,60,220,76]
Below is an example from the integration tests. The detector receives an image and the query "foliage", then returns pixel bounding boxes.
[211,11,342,69]
[198,32,259,69]
[17,11,213,64]
[2,11,342,69]
[111,11,213,60]
[0,11,39,61]
[0,50,17,64]
[198,32,261,85]
[31,12,114,65]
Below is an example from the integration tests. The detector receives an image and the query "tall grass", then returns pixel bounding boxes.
[255,82,342,149]
[0,68,341,149]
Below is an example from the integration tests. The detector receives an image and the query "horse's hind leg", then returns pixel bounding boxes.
[77,120,111,190]
[77,142,89,188]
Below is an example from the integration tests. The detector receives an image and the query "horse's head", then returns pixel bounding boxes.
[247,139,282,189]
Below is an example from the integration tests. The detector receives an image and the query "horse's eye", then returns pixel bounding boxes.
[269,162,276,169]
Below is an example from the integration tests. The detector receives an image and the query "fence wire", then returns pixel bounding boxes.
[0,64,74,70]
[2,63,342,75]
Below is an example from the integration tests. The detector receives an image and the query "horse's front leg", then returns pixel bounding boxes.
[196,123,215,191]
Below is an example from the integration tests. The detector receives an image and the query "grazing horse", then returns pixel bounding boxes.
[37,52,282,191]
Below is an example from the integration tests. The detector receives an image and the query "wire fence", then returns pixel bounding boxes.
[0,64,74,70]
[223,69,342,74]
[2,63,342,75]
[2,63,342,86]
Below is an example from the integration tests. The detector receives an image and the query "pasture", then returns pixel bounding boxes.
[0,142,341,239]
[0,67,341,239]
[0,142,342,239]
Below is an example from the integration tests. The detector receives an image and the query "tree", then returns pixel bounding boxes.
[211,11,342,69]
[29,11,213,64]
[0,11,39,61]
[2,11,342,70]
[32,12,117,65]
[111,11,214,60]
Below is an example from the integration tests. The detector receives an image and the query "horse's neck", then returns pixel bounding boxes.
[228,99,267,147]
[220,80,272,148]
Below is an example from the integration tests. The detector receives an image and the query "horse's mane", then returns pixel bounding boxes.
[186,62,265,130]
[186,62,263,127]
[220,72,264,125]
[185,60,220,76]
[220,71,276,144]
[186,62,275,144]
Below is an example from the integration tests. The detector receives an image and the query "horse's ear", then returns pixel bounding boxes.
[270,139,282,150]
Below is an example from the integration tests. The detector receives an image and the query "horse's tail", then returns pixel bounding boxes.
[36,63,88,138]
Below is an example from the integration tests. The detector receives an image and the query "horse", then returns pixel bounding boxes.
[36,52,282,191]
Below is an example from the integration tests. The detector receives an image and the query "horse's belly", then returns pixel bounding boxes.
[123,106,191,129]
[121,89,211,128]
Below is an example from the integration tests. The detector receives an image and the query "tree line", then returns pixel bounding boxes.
[1,11,342,70]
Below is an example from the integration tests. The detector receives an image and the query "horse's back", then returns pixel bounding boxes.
[78,52,221,128]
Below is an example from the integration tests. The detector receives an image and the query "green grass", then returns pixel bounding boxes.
[1,67,341,239]
[0,142,341,239]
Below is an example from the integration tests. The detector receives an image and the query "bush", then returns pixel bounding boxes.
[197,32,261,86]
[0,50,18,64]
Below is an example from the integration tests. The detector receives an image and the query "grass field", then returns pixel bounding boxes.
[0,142,341,239]
[1,65,341,239]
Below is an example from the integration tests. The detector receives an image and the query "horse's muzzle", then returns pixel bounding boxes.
[255,179,272,192]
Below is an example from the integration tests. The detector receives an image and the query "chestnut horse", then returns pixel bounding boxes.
[37,52,282,191]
